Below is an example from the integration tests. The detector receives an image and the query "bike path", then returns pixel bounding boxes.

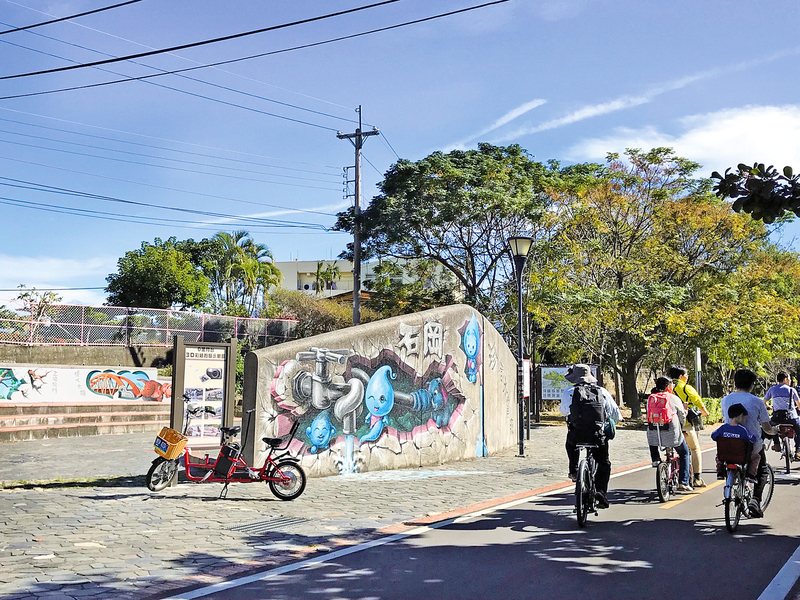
[170,453,800,600]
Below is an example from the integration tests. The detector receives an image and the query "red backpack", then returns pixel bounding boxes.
[647,392,676,425]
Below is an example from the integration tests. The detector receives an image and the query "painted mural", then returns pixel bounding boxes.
[267,316,477,474]
[0,365,170,402]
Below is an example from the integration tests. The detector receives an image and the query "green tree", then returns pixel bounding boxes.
[264,289,380,338]
[365,259,457,317]
[14,286,62,342]
[105,237,210,309]
[334,143,580,316]
[528,148,768,417]
[712,163,800,224]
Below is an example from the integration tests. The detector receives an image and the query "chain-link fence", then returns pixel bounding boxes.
[0,300,296,347]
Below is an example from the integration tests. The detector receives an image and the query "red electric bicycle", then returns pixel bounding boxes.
[146,404,306,500]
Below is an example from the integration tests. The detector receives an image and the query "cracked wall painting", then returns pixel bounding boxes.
[267,317,478,474]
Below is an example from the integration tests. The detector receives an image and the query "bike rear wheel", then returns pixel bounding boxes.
[575,459,592,527]
[725,470,743,532]
[760,464,775,513]
[784,439,792,475]
[268,462,306,501]
[656,462,670,502]
[146,457,178,492]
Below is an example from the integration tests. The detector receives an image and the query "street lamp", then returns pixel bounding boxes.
[508,235,533,457]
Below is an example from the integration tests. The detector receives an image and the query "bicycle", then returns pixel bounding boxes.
[655,446,680,502]
[767,423,795,475]
[717,437,775,532]
[147,406,306,501]
[575,444,598,527]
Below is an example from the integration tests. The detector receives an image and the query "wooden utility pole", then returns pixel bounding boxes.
[337,106,379,325]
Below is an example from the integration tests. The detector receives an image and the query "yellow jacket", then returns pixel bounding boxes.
[672,379,708,430]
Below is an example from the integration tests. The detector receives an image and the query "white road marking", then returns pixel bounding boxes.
[758,543,800,600]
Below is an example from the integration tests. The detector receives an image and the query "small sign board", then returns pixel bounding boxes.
[537,364,602,402]
[170,336,236,448]
[522,359,530,398]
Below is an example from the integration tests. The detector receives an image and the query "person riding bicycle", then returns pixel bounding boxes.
[668,365,710,488]
[763,371,800,461]
[646,376,693,492]
[720,369,778,518]
[559,364,622,509]
[712,403,760,481]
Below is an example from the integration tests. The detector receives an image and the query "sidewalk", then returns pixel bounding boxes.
[0,424,715,600]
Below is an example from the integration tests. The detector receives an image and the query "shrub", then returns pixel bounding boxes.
[264,289,381,338]
[703,397,722,425]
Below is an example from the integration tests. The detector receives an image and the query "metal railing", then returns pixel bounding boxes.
[0,300,297,347]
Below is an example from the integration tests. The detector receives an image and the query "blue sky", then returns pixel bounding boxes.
[1,0,799,306]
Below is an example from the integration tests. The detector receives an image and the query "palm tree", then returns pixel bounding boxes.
[322,262,342,297]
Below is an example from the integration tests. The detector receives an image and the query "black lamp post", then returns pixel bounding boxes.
[508,235,533,457]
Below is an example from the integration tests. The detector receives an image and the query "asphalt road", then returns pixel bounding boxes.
[167,452,800,600]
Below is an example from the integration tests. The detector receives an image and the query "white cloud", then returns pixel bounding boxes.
[492,47,800,143]
[564,105,800,175]
[0,254,114,306]
[448,99,547,150]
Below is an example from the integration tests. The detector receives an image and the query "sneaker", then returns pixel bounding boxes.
[651,461,660,467]
[595,492,610,509]
[717,472,726,480]
[793,451,800,462]
[774,442,783,454]
[568,473,577,482]
[693,476,707,488]
[677,483,694,492]
[748,498,763,518]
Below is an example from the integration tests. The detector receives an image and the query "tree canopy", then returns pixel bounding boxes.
[525,148,785,415]
[105,237,210,309]
[712,163,800,224]
[334,143,592,316]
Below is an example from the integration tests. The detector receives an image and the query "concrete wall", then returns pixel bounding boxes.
[0,363,169,402]
[0,345,172,368]
[242,304,517,477]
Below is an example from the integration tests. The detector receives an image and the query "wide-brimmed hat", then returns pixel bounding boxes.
[565,364,597,384]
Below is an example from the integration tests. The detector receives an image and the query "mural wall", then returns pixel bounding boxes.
[0,364,170,402]
[242,304,517,477]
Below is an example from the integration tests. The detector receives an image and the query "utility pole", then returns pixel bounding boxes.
[337,105,379,326]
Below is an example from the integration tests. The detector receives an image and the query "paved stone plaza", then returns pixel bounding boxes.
[0,424,713,600]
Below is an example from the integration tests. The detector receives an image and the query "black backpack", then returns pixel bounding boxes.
[568,383,606,443]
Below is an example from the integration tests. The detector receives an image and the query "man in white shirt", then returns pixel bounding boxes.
[720,369,777,517]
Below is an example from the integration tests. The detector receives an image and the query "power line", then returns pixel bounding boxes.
[0,138,342,190]
[0,1,511,101]
[0,0,403,81]
[0,128,339,183]
[0,154,348,215]
[0,287,104,291]
[2,25,361,127]
[0,107,341,171]
[0,0,143,35]
[0,177,326,230]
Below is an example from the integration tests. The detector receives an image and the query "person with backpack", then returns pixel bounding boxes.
[647,376,692,491]
[763,371,800,461]
[559,363,622,509]
[668,365,710,488]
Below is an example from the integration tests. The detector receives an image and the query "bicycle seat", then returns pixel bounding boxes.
[262,436,285,448]
[220,426,241,436]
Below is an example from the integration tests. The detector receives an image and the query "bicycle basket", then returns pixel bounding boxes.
[778,424,796,438]
[154,427,188,460]
[715,437,751,465]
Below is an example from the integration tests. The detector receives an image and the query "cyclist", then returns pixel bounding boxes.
[668,365,710,488]
[711,403,760,480]
[647,376,693,492]
[559,363,622,509]
[720,369,778,518]
[763,371,800,461]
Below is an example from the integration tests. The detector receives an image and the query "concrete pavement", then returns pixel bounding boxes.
[0,423,715,600]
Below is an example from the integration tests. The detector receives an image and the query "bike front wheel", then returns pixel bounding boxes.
[725,470,743,532]
[656,462,670,502]
[146,457,178,492]
[760,464,775,513]
[268,462,306,501]
[575,459,592,527]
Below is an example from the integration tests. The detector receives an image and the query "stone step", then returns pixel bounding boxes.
[0,411,168,428]
[0,420,169,443]
[0,401,169,416]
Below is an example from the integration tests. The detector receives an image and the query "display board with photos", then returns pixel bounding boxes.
[538,365,601,401]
